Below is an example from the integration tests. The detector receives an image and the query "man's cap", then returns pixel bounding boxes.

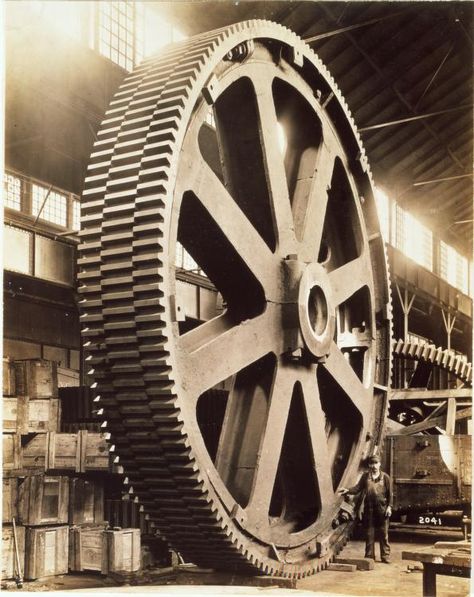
[367,455,381,464]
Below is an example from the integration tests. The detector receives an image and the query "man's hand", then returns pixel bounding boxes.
[338,488,349,496]
[385,506,392,518]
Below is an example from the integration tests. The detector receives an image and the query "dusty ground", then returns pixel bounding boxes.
[2,537,470,596]
[297,538,471,597]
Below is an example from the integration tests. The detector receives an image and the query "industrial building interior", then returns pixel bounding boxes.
[2,1,472,595]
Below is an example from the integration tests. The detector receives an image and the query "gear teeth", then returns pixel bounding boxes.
[78,19,394,578]
[392,339,472,386]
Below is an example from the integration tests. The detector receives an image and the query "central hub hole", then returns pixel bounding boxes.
[308,285,328,336]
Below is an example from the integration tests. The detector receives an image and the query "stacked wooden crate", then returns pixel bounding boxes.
[2,357,141,580]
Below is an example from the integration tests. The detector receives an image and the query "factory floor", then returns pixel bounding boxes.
[3,538,470,596]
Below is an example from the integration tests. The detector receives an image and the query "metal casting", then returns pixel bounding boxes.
[78,21,392,577]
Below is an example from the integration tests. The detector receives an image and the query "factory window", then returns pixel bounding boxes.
[4,225,33,275]
[439,241,469,294]
[32,184,68,227]
[175,242,201,274]
[72,199,81,231]
[97,1,143,71]
[4,173,22,211]
[143,8,186,57]
[391,204,432,271]
[374,188,390,241]
[392,203,405,252]
[406,214,433,271]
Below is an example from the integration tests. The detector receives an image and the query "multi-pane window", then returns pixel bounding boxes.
[406,213,433,271]
[4,173,22,211]
[98,1,143,71]
[374,187,390,241]
[439,241,469,294]
[32,184,67,227]
[391,204,433,271]
[175,242,201,274]
[72,199,81,231]
[392,203,405,252]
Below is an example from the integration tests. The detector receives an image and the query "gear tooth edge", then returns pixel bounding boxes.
[78,18,398,578]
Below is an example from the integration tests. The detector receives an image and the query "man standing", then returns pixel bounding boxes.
[339,455,392,563]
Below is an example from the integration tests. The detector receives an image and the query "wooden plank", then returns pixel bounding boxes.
[326,563,357,572]
[389,389,472,401]
[14,359,58,398]
[334,556,374,570]
[3,358,16,396]
[393,407,472,436]
[18,475,69,526]
[1,525,25,580]
[3,478,19,523]
[402,547,471,568]
[445,398,457,436]
[434,541,471,549]
[24,526,69,580]
[3,433,21,471]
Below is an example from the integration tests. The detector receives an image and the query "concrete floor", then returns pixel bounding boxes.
[3,538,471,596]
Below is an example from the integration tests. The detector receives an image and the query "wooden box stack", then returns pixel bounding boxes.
[1,358,136,581]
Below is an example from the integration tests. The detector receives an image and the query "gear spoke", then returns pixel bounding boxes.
[329,253,371,307]
[245,359,297,521]
[299,366,335,513]
[178,306,282,400]
[251,71,296,255]
[300,142,336,262]
[182,153,279,292]
[324,341,371,422]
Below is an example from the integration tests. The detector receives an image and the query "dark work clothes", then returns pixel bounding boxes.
[347,471,392,561]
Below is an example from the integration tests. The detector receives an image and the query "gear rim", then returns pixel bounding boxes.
[78,20,393,577]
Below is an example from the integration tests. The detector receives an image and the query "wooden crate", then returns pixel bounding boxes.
[14,359,58,398]
[3,357,16,396]
[3,397,27,432]
[69,525,107,574]
[3,433,21,471]
[104,528,141,573]
[3,397,60,434]
[19,475,69,526]
[22,432,110,473]
[3,478,19,523]
[2,525,25,580]
[22,433,48,471]
[24,526,69,580]
[49,433,82,471]
[57,366,80,388]
[69,478,104,525]
[27,399,61,433]
[22,433,80,472]
[81,431,110,472]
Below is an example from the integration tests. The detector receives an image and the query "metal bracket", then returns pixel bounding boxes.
[202,75,221,105]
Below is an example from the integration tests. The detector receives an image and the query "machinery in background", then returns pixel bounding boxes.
[384,340,472,539]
